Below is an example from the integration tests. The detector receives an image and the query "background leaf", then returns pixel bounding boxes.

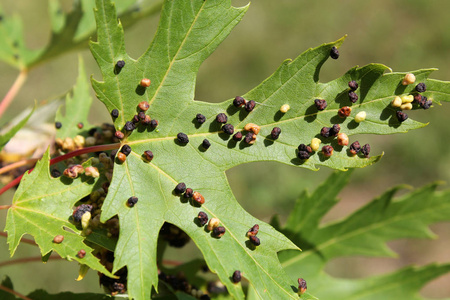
[55,56,93,139]
[278,171,450,299]
[0,104,34,151]
[4,150,113,277]
[0,0,163,70]
[87,0,450,299]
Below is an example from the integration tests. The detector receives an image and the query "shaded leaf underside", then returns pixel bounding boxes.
[278,171,450,299]
[88,0,450,299]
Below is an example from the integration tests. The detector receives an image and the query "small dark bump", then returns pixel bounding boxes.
[55,122,62,129]
[232,270,242,283]
[174,183,186,194]
[249,235,260,246]
[150,119,159,128]
[348,80,358,90]
[233,132,243,141]
[141,115,151,125]
[111,109,119,118]
[330,124,340,136]
[330,46,339,59]
[132,115,140,124]
[184,188,193,198]
[116,60,125,68]
[247,224,259,236]
[127,196,138,207]
[244,132,255,144]
[422,100,432,110]
[271,127,281,140]
[415,83,426,93]
[138,111,146,120]
[51,169,61,178]
[72,204,92,222]
[297,151,310,160]
[177,133,189,144]
[320,127,331,138]
[124,121,136,131]
[222,124,234,135]
[196,114,206,124]
[202,139,211,149]
[216,113,228,124]
[298,144,312,153]
[233,96,246,107]
[396,111,408,122]
[77,122,83,129]
[348,91,358,103]
[314,99,327,111]
[197,212,208,226]
[361,144,370,158]
[213,226,226,238]
[120,144,132,156]
[245,100,256,112]
[143,150,154,162]
[349,141,361,155]
[322,145,334,157]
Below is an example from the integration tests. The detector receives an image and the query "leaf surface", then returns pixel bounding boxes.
[278,171,450,299]
[4,150,113,277]
[88,0,450,299]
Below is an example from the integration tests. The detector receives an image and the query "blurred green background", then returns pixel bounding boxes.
[1,0,450,298]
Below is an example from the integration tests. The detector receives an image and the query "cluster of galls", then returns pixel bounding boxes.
[98,249,128,297]
[174,182,205,205]
[55,123,119,153]
[158,270,211,299]
[159,222,191,248]
[112,99,159,144]
[196,211,226,238]
[392,77,432,123]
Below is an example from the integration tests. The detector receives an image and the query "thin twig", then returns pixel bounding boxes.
[0,158,39,176]
[0,284,32,300]
[0,205,11,210]
[0,255,62,268]
[0,143,120,196]
[162,260,183,266]
[0,70,28,119]
[0,232,37,246]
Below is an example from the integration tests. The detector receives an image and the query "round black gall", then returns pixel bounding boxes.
[111,109,119,118]
[330,46,339,59]
[116,60,125,68]
[222,124,234,135]
[216,113,228,124]
[202,139,211,149]
[245,100,256,112]
[196,114,206,124]
[271,127,281,140]
[127,196,138,207]
[120,144,132,156]
[177,132,189,144]
[174,182,186,194]
[55,122,62,129]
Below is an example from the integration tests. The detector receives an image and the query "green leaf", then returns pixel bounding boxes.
[55,56,93,139]
[0,276,15,300]
[0,0,163,70]
[88,0,450,299]
[27,290,112,300]
[279,172,450,299]
[0,103,34,151]
[4,150,113,277]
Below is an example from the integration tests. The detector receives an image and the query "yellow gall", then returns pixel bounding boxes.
[400,103,412,110]
[85,166,100,178]
[337,133,349,146]
[401,95,414,104]
[310,138,321,152]
[207,218,220,231]
[280,104,290,113]
[354,111,366,123]
[81,211,91,230]
[391,96,402,107]
[402,73,416,85]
